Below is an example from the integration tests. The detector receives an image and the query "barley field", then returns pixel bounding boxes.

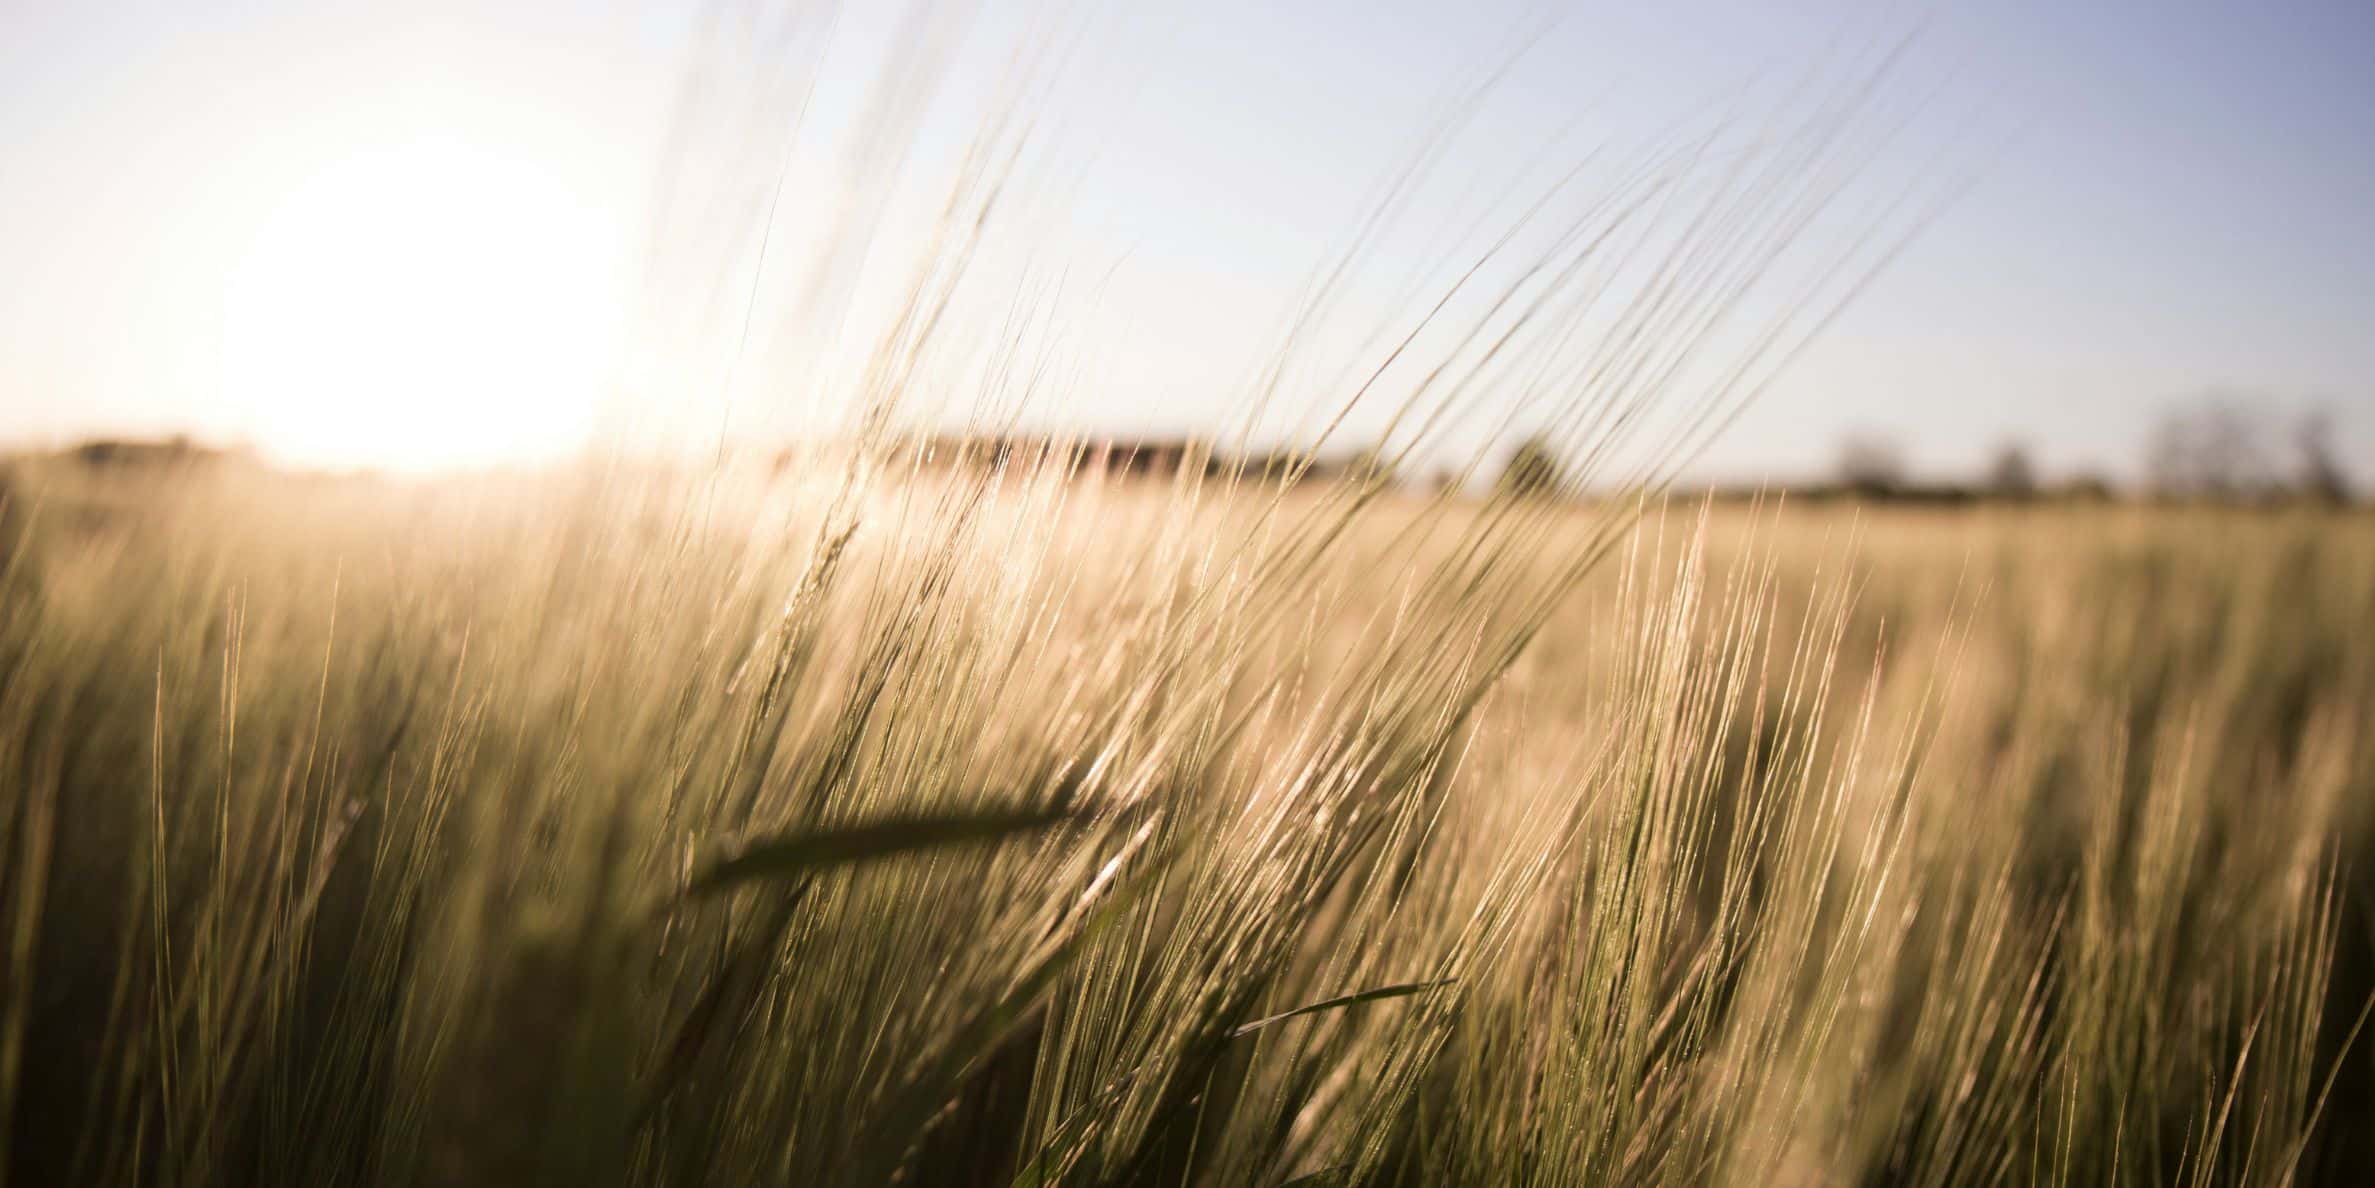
[1,455,2368,1187]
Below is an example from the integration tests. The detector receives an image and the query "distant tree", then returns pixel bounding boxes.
[2146,395,2280,500]
[1985,441,2038,500]
[1345,444,1397,488]
[1497,434,1570,501]
[1835,434,1907,498]
[2295,408,2352,506]
[1235,449,1313,484]
[2054,473,2116,503]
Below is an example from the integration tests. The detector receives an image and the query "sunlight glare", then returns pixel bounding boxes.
[220,138,627,473]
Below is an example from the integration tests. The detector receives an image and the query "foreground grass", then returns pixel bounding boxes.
[1,459,2369,1187]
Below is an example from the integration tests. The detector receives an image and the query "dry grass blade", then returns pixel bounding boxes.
[687,805,1077,896]
[1227,979,1457,1039]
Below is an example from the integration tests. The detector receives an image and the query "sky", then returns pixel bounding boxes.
[1,0,2370,484]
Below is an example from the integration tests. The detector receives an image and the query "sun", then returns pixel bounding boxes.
[220,137,628,474]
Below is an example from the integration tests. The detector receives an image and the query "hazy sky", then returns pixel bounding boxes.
[3,0,2370,482]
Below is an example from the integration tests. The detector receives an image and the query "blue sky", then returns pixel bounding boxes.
[2,0,2369,482]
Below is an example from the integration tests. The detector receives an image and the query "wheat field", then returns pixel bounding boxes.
[1,454,2369,1187]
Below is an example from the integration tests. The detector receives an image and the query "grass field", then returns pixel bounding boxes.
[2,454,2369,1187]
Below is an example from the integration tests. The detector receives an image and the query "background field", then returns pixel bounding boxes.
[2,457,2371,1187]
